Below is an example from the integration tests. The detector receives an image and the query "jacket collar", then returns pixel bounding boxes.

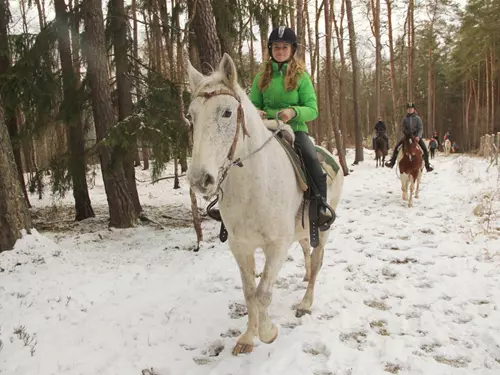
[272,61,288,72]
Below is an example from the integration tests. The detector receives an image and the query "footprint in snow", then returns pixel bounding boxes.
[228,302,247,319]
[192,340,225,365]
[220,328,241,338]
[303,341,331,357]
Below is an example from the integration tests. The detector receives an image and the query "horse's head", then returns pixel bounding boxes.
[186,53,251,198]
[402,130,420,160]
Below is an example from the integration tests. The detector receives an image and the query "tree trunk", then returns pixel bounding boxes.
[333,0,349,147]
[82,0,136,228]
[295,0,306,61]
[0,0,31,208]
[0,95,32,252]
[345,0,363,163]
[407,0,415,102]
[191,0,222,74]
[385,0,398,137]
[427,46,433,137]
[180,0,203,248]
[324,0,348,175]
[110,0,142,215]
[131,0,142,168]
[370,0,381,118]
[55,0,95,221]
[490,47,495,133]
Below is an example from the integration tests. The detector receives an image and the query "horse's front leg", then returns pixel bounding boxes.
[401,175,408,201]
[256,241,289,344]
[296,231,327,317]
[408,176,415,207]
[230,240,258,355]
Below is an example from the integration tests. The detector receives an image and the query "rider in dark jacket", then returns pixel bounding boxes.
[385,103,434,172]
[372,117,390,153]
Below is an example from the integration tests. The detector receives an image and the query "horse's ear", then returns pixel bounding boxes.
[186,59,205,93]
[219,53,237,87]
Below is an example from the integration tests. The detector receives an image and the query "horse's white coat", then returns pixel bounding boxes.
[444,139,452,155]
[186,54,344,354]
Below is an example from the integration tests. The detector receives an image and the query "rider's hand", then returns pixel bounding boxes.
[415,136,420,142]
[279,108,296,123]
[258,110,267,119]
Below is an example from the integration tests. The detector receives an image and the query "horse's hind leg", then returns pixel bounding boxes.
[256,241,289,344]
[230,241,258,355]
[296,231,327,317]
[299,238,311,282]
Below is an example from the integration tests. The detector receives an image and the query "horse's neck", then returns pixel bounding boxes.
[234,96,273,159]
[224,97,285,195]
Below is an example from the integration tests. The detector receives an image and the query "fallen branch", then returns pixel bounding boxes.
[135,174,186,183]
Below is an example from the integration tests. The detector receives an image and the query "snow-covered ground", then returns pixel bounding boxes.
[1,150,499,375]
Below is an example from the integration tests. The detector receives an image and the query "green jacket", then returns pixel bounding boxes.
[249,62,318,133]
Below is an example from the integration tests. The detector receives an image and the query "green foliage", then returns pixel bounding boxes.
[0,22,60,141]
[102,70,189,183]
[48,153,72,199]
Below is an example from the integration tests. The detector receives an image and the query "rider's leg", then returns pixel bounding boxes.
[294,131,335,227]
[418,138,434,172]
[385,139,403,168]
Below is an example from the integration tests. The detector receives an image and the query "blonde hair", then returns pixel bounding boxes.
[258,55,306,92]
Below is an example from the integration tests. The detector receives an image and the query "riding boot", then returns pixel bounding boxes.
[385,148,399,168]
[423,153,434,172]
[315,173,336,229]
[418,139,434,172]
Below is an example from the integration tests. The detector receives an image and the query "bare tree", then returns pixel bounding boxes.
[345,0,364,163]
[82,0,137,228]
[190,0,222,74]
[110,0,142,215]
[55,0,95,221]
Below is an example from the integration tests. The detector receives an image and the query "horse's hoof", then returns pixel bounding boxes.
[295,308,311,318]
[303,275,310,282]
[260,324,278,344]
[232,342,254,355]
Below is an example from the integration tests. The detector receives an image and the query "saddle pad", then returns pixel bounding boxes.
[315,146,340,174]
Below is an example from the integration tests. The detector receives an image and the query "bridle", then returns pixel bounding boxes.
[402,134,421,162]
[193,87,284,200]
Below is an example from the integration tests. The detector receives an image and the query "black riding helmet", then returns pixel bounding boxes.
[267,26,297,60]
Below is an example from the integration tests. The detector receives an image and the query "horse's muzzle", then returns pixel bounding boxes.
[187,168,216,196]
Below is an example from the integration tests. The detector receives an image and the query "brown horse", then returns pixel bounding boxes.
[375,134,388,168]
[397,134,423,207]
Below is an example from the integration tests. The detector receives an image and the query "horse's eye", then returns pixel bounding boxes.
[222,109,232,118]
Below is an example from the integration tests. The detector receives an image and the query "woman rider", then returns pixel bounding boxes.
[249,26,334,228]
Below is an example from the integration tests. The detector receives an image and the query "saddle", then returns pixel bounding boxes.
[207,120,339,248]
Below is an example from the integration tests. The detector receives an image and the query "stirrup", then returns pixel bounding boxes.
[319,201,336,231]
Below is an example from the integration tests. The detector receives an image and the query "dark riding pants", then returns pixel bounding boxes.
[294,131,325,197]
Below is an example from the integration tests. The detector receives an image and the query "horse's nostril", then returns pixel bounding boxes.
[202,173,215,188]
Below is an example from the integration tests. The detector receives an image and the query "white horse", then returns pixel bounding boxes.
[444,139,451,155]
[186,54,344,355]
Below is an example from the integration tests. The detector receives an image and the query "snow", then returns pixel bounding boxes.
[1,150,499,375]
